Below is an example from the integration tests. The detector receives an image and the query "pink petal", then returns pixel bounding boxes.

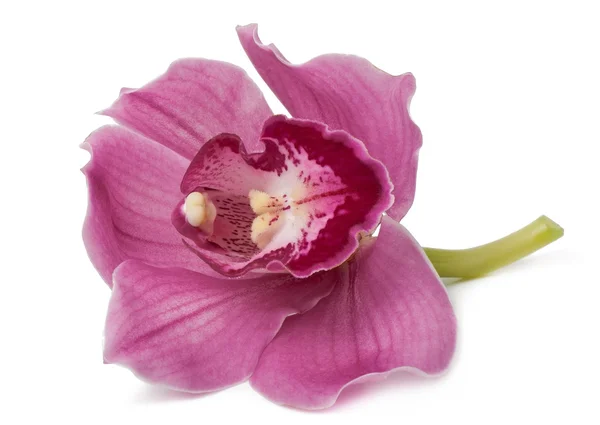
[101,58,273,160]
[174,116,393,278]
[104,260,335,392]
[250,216,457,409]
[82,126,218,286]
[237,24,422,221]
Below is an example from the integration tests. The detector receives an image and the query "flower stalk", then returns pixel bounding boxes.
[424,215,563,279]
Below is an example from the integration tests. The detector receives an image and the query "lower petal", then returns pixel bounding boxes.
[104,260,335,392]
[250,216,457,409]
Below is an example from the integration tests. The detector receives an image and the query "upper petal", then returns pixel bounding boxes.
[104,260,335,392]
[173,116,394,278]
[237,24,422,221]
[81,126,219,286]
[250,216,457,409]
[101,58,273,160]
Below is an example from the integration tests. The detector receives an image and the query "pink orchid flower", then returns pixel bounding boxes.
[82,24,456,409]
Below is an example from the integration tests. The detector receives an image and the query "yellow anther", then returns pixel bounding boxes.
[249,189,283,215]
[248,189,289,248]
[251,212,282,249]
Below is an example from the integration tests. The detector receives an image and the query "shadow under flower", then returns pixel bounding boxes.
[325,369,449,413]
[443,247,571,288]
[133,384,219,404]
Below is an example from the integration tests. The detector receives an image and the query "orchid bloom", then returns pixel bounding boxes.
[82,24,458,409]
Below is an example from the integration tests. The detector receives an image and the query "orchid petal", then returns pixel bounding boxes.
[237,24,422,220]
[101,59,273,159]
[104,260,335,392]
[250,216,457,409]
[81,126,219,286]
[173,116,393,278]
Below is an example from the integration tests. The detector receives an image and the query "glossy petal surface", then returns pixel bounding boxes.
[238,24,422,220]
[82,126,218,285]
[250,216,457,409]
[173,115,393,278]
[104,260,335,392]
[102,58,273,159]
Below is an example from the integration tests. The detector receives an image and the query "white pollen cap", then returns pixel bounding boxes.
[185,192,207,227]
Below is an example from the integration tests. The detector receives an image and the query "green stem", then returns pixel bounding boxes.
[424,215,564,279]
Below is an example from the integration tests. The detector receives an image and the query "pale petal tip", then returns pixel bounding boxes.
[236,23,257,31]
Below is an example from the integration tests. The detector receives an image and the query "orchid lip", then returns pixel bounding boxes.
[171,115,394,278]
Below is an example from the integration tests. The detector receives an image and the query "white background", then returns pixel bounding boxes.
[1,0,598,423]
